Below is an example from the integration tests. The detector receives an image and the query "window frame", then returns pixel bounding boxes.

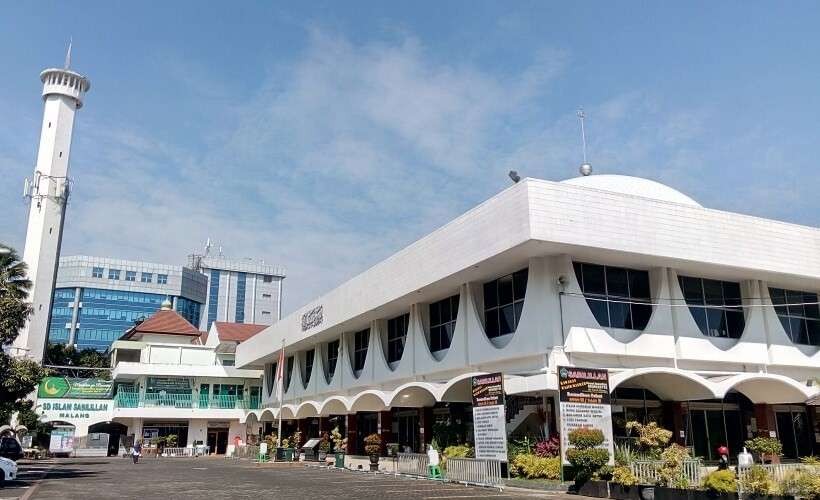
[428,294,459,352]
[678,276,745,339]
[140,272,153,283]
[326,340,339,380]
[92,267,104,278]
[483,268,528,338]
[353,329,369,373]
[108,269,121,280]
[125,271,137,282]
[769,287,820,346]
[387,313,409,363]
[574,262,652,331]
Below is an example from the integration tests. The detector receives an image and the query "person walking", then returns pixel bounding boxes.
[132,440,142,464]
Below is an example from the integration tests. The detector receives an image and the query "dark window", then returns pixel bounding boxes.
[125,271,137,282]
[207,270,220,329]
[326,340,339,380]
[303,349,314,385]
[429,294,459,352]
[263,275,273,283]
[387,313,409,363]
[769,287,820,346]
[483,268,528,338]
[140,272,153,283]
[157,274,168,285]
[108,269,121,280]
[678,276,745,338]
[353,329,369,373]
[235,272,247,323]
[92,267,104,278]
[284,356,294,392]
[574,262,652,330]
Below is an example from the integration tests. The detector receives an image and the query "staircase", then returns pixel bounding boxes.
[505,395,542,435]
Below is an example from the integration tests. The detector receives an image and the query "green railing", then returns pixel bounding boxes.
[113,392,260,410]
[143,392,194,408]
[115,391,140,408]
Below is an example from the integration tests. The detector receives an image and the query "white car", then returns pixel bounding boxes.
[0,456,17,485]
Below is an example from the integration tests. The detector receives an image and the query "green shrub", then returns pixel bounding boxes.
[569,427,605,448]
[363,433,382,456]
[658,444,691,488]
[614,443,637,466]
[703,470,737,494]
[441,444,473,469]
[800,455,820,465]
[511,453,561,480]
[566,427,609,481]
[626,421,672,458]
[778,468,820,499]
[596,465,614,481]
[744,437,782,458]
[739,465,774,495]
[612,465,638,486]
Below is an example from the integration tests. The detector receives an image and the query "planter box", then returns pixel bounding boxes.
[655,487,739,500]
[610,483,641,500]
[639,485,655,500]
[334,452,345,468]
[742,496,794,500]
[578,480,610,498]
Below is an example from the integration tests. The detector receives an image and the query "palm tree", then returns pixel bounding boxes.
[0,244,31,301]
[0,243,32,347]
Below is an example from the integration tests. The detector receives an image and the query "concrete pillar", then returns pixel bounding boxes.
[419,407,433,453]
[665,402,686,445]
[346,414,357,454]
[67,286,81,346]
[378,411,393,455]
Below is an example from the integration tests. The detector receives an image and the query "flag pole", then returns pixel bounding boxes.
[276,338,285,454]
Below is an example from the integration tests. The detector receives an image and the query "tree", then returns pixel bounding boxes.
[0,244,50,425]
[45,343,110,380]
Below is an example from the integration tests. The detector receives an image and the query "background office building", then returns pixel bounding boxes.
[48,256,208,351]
[189,255,285,331]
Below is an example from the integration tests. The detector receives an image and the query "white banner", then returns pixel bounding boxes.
[559,401,614,465]
[472,405,508,461]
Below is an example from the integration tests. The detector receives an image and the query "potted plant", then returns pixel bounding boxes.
[318,433,331,462]
[331,426,346,468]
[653,444,692,500]
[778,467,819,500]
[279,437,292,461]
[738,465,781,500]
[566,427,610,498]
[364,433,383,471]
[289,431,302,461]
[703,469,738,500]
[626,421,672,460]
[610,465,640,500]
[744,437,783,465]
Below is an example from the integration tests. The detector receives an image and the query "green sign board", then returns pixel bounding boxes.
[38,377,113,399]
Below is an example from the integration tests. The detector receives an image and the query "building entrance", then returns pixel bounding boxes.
[207,428,229,454]
[396,412,419,453]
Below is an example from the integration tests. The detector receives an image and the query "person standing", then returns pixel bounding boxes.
[132,440,142,464]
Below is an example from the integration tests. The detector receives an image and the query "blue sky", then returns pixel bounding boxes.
[2,2,819,312]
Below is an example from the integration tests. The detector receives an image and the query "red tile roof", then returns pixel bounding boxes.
[121,309,200,340]
[213,322,267,343]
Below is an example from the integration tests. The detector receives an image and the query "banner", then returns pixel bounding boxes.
[38,377,113,399]
[146,377,191,393]
[558,366,614,465]
[471,373,508,462]
[49,426,75,454]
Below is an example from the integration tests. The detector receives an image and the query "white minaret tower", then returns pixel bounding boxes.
[12,43,90,361]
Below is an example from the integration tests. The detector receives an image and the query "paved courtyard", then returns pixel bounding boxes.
[1,457,574,500]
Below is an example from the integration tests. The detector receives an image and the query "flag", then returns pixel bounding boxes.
[275,345,285,404]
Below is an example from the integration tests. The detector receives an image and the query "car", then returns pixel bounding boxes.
[0,438,23,462]
[0,456,17,485]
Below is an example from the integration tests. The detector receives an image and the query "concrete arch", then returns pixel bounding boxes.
[280,405,297,420]
[349,390,389,412]
[388,383,439,407]
[610,367,718,401]
[243,412,260,426]
[714,373,817,404]
[440,371,488,402]
[260,409,277,421]
[295,401,321,418]
[319,396,351,416]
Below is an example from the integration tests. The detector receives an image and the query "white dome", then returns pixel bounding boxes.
[561,174,701,207]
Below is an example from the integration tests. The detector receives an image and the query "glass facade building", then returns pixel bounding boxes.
[47,256,208,351]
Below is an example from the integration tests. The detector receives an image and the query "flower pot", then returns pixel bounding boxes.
[334,452,345,468]
[610,483,641,500]
[318,451,327,461]
[639,485,655,500]
[369,453,379,471]
[578,480,610,498]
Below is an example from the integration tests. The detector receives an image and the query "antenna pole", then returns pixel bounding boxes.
[577,108,587,164]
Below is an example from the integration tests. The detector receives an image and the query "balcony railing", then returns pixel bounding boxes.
[114,392,261,410]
